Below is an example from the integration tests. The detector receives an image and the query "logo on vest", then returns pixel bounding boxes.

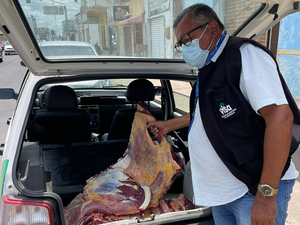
[219,103,236,119]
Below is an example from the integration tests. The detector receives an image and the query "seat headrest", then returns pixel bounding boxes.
[126,79,155,102]
[45,85,78,110]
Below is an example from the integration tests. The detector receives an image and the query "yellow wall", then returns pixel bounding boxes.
[98,15,107,50]
[122,0,144,17]
[99,0,145,56]
[99,14,106,25]
[119,0,145,56]
[119,27,124,55]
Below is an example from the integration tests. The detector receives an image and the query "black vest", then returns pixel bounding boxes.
[189,36,300,195]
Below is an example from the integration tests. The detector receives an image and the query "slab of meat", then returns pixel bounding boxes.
[66,194,195,225]
[123,103,183,209]
[65,102,185,224]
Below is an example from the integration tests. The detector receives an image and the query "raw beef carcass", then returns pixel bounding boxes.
[65,102,187,224]
[66,194,195,224]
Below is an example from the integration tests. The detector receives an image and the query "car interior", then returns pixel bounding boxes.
[1,0,299,224]
[18,77,195,209]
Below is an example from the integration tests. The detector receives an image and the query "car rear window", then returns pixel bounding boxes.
[18,0,262,60]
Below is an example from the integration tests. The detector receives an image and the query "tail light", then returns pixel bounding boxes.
[0,195,53,225]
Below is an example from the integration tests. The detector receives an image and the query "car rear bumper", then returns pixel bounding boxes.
[5,49,16,54]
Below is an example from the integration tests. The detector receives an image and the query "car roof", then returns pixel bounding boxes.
[39,41,93,47]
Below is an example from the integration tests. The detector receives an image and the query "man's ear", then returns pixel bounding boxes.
[208,20,221,38]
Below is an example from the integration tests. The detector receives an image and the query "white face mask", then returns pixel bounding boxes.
[182,25,213,68]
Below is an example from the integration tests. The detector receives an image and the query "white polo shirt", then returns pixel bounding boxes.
[188,36,299,207]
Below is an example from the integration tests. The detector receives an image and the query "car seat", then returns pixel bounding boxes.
[103,79,163,141]
[28,85,91,144]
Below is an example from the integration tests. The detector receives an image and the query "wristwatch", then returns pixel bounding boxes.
[257,184,278,196]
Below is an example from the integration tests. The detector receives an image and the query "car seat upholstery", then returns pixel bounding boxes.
[29,85,91,144]
[104,79,163,140]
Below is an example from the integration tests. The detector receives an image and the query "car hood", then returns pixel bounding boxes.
[0,0,299,76]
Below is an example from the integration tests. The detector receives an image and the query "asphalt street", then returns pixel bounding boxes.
[0,54,299,224]
[0,54,27,142]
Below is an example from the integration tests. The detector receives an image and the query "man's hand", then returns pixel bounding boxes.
[251,192,277,225]
[146,113,190,138]
[147,121,169,138]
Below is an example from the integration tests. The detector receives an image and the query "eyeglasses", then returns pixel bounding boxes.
[174,22,209,53]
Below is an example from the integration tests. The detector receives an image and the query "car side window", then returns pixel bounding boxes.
[147,79,162,102]
[170,80,192,113]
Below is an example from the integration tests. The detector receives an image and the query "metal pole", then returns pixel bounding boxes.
[48,0,70,41]
[64,5,70,40]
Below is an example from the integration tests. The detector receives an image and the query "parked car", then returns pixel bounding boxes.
[0,0,299,225]
[4,41,16,55]
[39,41,98,57]
[0,41,6,50]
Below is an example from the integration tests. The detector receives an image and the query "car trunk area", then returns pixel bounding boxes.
[13,78,212,224]
[17,137,211,224]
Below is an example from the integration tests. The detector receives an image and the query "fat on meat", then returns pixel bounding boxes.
[65,102,185,224]
[66,194,195,225]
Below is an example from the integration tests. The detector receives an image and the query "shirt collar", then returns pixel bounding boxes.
[210,31,229,63]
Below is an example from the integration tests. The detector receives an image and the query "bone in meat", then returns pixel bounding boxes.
[65,102,183,224]
[66,194,195,224]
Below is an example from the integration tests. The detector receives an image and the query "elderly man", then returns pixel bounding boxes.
[147,3,299,225]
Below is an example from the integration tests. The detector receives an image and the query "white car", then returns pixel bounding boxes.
[0,1,299,225]
[39,41,98,57]
[4,41,16,55]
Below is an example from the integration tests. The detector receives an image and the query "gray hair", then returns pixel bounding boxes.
[174,3,224,30]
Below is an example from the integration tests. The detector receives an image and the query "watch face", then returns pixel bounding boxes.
[261,185,272,196]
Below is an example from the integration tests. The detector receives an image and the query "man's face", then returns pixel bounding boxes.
[174,14,211,51]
